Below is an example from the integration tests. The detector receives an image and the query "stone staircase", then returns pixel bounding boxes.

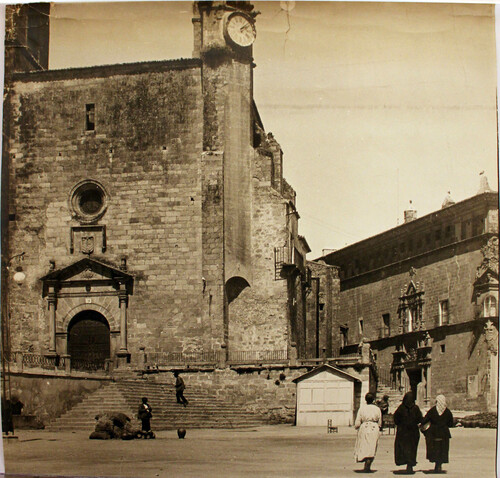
[376,383,405,414]
[47,380,269,432]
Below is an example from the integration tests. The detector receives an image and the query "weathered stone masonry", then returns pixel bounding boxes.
[321,192,499,412]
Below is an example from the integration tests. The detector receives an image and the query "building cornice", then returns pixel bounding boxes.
[319,192,498,263]
[340,232,497,290]
[10,58,203,83]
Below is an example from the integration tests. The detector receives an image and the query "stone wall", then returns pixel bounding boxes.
[8,364,372,426]
[339,240,494,410]
[340,242,485,343]
[9,373,107,425]
[307,261,341,357]
[152,364,370,423]
[6,63,221,356]
[227,174,289,352]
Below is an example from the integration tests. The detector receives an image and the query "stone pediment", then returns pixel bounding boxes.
[474,267,499,298]
[41,258,133,297]
[475,267,499,286]
[405,281,417,296]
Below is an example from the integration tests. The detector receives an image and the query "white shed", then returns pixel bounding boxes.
[293,364,362,427]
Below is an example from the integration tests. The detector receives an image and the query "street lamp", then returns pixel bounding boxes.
[2,252,25,438]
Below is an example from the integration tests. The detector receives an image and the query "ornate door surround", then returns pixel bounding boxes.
[40,258,133,364]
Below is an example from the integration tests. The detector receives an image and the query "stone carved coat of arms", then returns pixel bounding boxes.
[81,235,95,255]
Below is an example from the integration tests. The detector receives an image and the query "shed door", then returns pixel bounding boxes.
[296,371,354,427]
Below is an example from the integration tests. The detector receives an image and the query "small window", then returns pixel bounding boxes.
[358,318,364,337]
[471,217,483,237]
[340,326,348,349]
[435,229,441,242]
[461,221,468,240]
[382,314,390,337]
[484,296,497,318]
[406,308,416,333]
[79,188,103,215]
[440,344,446,354]
[86,104,95,131]
[439,300,449,326]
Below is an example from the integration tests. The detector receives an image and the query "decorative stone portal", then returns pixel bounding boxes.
[40,258,133,369]
[68,311,110,370]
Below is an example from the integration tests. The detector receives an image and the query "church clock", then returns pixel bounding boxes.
[224,12,256,48]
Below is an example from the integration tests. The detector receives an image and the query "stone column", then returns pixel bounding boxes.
[138,346,146,370]
[118,286,128,353]
[47,287,57,356]
[116,283,130,369]
[484,320,498,411]
[61,354,71,374]
[289,342,297,366]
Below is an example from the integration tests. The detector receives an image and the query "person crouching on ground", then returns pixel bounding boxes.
[421,394,453,474]
[354,392,382,473]
[174,371,189,407]
[394,392,423,474]
[138,397,153,434]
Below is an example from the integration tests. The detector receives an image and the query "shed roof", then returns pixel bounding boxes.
[292,364,361,383]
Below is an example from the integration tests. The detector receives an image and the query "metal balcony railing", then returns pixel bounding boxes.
[145,351,224,365]
[228,350,288,363]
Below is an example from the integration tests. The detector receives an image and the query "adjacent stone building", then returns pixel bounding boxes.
[318,182,499,412]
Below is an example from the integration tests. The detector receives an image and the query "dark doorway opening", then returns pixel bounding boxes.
[406,368,422,399]
[68,310,110,371]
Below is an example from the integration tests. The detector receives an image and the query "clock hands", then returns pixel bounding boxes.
[226,14,255,46]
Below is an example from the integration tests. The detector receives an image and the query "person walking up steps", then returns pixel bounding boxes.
[174,371,189,407]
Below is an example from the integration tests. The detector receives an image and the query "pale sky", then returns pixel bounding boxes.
[48,1,499,257]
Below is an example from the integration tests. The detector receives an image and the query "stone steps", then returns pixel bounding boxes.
[376,384,405,413]
[47,380,268,431]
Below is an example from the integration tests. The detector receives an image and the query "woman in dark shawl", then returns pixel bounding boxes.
[421,395,453,473]
[393,392,423,474]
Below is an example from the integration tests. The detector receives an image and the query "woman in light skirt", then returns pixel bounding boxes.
[354,392,382,473]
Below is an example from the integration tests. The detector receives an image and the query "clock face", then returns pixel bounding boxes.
[225,13,256,48]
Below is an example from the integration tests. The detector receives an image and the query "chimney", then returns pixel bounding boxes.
[477,172,493,194]
[404,200,417,224]
[441,191,455,209]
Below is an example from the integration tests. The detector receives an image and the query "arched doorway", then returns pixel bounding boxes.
[68,310,110,370]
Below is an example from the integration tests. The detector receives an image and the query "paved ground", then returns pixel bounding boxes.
[1,425,497,478]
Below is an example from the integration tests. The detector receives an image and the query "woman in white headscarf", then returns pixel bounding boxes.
[421,394,454,473]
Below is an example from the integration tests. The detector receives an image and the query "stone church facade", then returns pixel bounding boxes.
[2,2,337,377]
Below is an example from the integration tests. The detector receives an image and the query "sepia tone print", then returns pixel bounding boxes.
[1,2,497,476]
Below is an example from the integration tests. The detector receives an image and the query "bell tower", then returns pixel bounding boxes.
[193,2,258,352]
[194,1,258,284]
[192,1,257,59]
